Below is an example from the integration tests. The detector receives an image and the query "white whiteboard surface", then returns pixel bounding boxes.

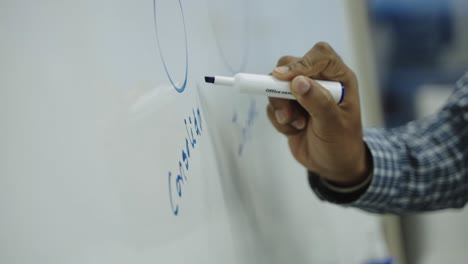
[0,0,388,263]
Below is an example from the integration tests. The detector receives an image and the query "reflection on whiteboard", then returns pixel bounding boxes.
[232,98,258,156]
[208,0,249,73]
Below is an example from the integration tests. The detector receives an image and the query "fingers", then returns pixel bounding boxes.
[273,42,347,80]
[290,76,339,122]
[267,55,308,135]
[266,103,307,136]
[272,42,358,105]
[269,96,306,123]
[268,97,290,123]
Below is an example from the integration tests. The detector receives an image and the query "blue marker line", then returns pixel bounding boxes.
[153,0,189,93]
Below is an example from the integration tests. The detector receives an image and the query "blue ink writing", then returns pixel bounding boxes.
[168,107,203,216]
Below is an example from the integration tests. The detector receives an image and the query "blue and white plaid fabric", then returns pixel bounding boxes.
[352,72,468,214]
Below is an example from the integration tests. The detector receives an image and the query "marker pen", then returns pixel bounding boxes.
[204,73,344,104]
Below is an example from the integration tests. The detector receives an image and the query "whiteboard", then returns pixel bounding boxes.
[0,0,389,263]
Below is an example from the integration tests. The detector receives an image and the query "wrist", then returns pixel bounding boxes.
[307,143,374,204]
[308,170,372,204]
[326,142,373,187]
[354,142,373,183]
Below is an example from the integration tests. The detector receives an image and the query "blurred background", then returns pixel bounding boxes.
[366,0,468,263]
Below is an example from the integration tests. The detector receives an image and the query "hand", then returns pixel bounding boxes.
[267,42,371,186]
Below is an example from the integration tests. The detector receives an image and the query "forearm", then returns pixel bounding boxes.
[311,72,468,214]
[353,125,467,213]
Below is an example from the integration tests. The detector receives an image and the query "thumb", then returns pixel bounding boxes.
[291,76,338,121]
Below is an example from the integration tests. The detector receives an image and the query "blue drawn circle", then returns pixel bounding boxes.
[153,0,189,93]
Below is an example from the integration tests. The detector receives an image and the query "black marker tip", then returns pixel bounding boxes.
[204,76,215,84]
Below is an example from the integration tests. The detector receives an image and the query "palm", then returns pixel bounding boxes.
[287,118,342,176]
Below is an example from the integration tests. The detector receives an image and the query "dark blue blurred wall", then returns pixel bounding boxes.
[369,0,465,127]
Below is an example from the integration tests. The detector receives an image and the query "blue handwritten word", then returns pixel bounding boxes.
[232,99,258,156]
[168,107,203,216]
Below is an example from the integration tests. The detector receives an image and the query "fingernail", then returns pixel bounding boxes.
[291,119,306,130]
[274,66,289,74]
[275,109,288,124]
[293,76,311,95]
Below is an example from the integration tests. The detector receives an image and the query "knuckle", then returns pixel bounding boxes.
[338,65,357,84]
[313,41,333,53]
[277,55,295,66]
[290,59,310,72]
[297,59,310,69]
[348,68,358,82]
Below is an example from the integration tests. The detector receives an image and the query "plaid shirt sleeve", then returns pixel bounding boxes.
[351,72,468,214]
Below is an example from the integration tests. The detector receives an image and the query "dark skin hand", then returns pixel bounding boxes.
[266,42,372,186]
